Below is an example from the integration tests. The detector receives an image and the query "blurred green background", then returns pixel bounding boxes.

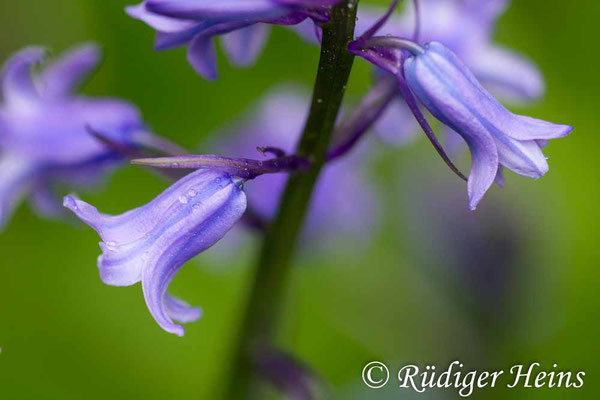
[0,0,598,399]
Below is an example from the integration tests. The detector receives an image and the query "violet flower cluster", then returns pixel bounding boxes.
[0,44,165,229]
[1,0,573,338]
[127,0,342,79]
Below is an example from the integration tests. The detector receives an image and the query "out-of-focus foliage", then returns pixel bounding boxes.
[0,1,598,399]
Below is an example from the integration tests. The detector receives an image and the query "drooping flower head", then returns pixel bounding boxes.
[0,44,160,229]
[403,42,571,209]
[353,0,544,147]
[126,0,343,79]
[64,169,247,335]
[350,22,572,209]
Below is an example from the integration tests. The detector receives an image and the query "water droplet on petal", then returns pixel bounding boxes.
[179,195,188,204]
[188,189,197,197]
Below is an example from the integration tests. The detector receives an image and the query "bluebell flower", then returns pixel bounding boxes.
[402,41,571,209]
[126,0,342,79]
[355,0,544,146]
[64,169,247,336]
[0,44,160,229]
[349,3,572,209]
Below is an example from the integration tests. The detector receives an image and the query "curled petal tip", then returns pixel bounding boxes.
[74,42,102,58]
[2,46,47,104]
[165,324,186,337]
[166,295,203,323]
[180,307,202,323]
[5,46,47,64]
[62,194,78,210]
[63,194,94,218]
[562,125,574,137]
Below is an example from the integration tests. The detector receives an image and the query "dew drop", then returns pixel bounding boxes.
[179,195,188,204]
[188,189,197,197]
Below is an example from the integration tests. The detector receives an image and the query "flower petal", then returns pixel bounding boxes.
[0,155,37,230]
[140,175,246,336]
[38,43,101,98]
[187,34,218,80]
[29,181,66,219]
[464,0,509,18]
[165,294,202,323]
[468,45,546,102]
[221,24,270,67]
[443,126,466,156]
[1,47,45,108]
[5,98,142,165]
[126,1,197,32]
[495,166,505,188]
[495,137,548,179]
[65,170,247,335]
[154,22,215,50]
[146,0,288,21]
[185,20,254,79]
[464,130,499,211]
[505,114,573,141]
[287,18,321,44]
[282,0,342,6]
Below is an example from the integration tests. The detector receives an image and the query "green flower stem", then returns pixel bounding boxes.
[226,1,359,398]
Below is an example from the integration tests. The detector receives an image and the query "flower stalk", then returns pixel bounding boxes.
[225,1,359,398]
